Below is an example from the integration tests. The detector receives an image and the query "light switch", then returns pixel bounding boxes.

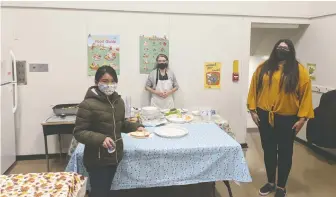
[29,63,49,72]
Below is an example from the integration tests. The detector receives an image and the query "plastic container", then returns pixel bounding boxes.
[124,96,132,118]
[108,146,115,153]
[52,104,79,116]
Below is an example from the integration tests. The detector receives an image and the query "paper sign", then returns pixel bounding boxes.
[87,35,120,76]
[140,35,169,74]
[204,62,221,89]
[307,63,316,81]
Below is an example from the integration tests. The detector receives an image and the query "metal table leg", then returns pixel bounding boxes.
[58,133,62,161]
[223,181,233,197]
[44,135,50,172]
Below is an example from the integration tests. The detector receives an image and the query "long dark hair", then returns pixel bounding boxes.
[257,39,299,94]
[95,65,118,84]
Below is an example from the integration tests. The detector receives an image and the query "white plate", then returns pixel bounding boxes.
[161,108,188,114]
[166,114,194,124]
[142,106,158,111]
[142,119,168,127]
[181,109,188,113]
[154,125,189,138]
[142,106,159,115]
[192,110,200,116]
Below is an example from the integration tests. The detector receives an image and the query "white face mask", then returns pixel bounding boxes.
[98,83,117,96]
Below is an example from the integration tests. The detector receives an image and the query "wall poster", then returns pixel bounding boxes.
[204,62,222,89]
[88,34,120,76]
[307,63,316,81]
[139,35,169,74]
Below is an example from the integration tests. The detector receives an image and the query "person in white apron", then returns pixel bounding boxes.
[145,54,179,109]
[151,70,174,109]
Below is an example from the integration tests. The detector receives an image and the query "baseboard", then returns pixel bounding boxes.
[240,143,248,149]
[295,137,336,162]
[3,161,18,175]
[247,128,259,132]
[16,153,68,161]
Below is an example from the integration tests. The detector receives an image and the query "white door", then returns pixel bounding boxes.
[1,83,16,174]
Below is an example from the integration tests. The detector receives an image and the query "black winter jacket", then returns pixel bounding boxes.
[307,90,336,148]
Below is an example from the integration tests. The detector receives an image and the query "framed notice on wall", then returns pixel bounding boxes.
[204,62,222,89]
[307,63,316,81]
[139,35,169,74]
[87,35,120,76]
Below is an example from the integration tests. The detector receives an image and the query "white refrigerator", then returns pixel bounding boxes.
[0,50,18,174]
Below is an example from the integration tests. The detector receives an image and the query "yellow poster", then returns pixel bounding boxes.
[307,63,316,81]
[204,62,221,89]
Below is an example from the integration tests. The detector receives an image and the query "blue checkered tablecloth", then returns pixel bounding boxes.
[65,123,251,190]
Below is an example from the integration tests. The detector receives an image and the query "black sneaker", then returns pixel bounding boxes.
[275,188,287,197]
[259,183,276,196]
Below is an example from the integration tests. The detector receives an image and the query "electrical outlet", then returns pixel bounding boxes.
[29,63,49,72]
[16,61,27,85]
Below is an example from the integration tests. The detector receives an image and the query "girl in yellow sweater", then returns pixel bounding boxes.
[247,39,314,197]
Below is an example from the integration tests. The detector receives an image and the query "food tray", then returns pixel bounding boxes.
[52,104,79,116]
[141,118,168,127]
[166,114,194,124]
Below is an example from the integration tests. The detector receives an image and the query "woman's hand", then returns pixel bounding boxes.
[292,118,306,135]
[102,137,115,149]
[250,111,260,126]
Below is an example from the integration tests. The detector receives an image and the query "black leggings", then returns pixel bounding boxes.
[88,165,117,197]
[257,108,298,188]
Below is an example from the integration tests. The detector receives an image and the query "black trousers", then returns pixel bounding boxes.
[257,108,298,188]
[88,165,118,197]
